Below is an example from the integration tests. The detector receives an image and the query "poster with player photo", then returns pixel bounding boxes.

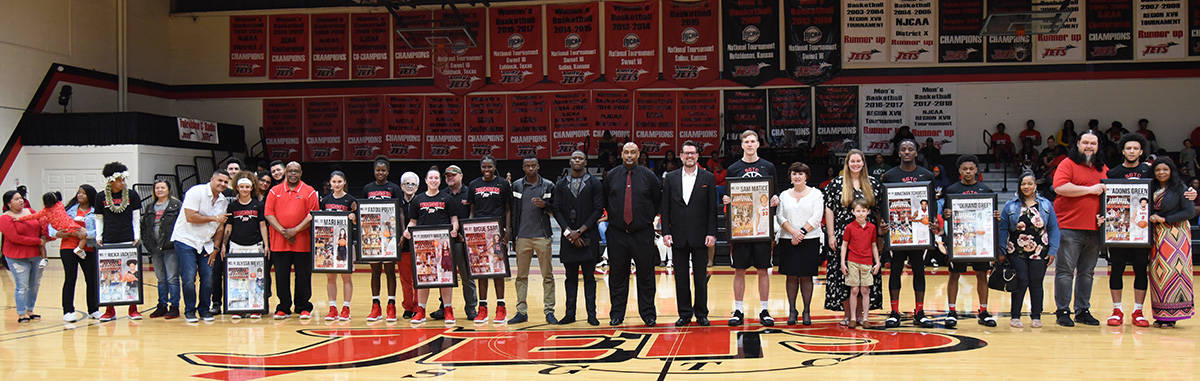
[224,251,267,315]
[885,181,936,250]
[461,218,511,279]
[410,225,458,289]
[727,177,774,242]
[1101,179,1152,247]
[311,211,354,273]
[357,199,401,262]
[946,194,999,262]
[98,244,143,306]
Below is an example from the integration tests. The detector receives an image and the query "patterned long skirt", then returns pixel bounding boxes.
[1151,220,1194,322]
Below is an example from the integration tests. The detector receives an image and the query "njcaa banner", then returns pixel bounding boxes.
[1086,0,1135,60]
[814,86,859,153]
[424,95,465,160]
[860,84,958,153]
[664,0,720,88]
[262,99,303,162]
[910,84,957,153]
[311,14,350,80]
[269,14,309,80]
[547,2,600,87]
[1192,0,1200,55]
[722,90,768,157]
[385,95,423,160]
[605,1,660,90]
[433,8,487,94]
[843,0,889,65]
[1135,0,1186,59]
[1035,0,1085,62]
[634,91,677,156]
[986,0,1033,62]
[550,91,591,158]
[350,13,390,79]
[303,97,345,161]
[465,95,508,160]
[785,0,841,84]
[229,16,266,77]
[937,0,984,63]
[392,10,433,78]
[590,90,633,156]
[767,87,814,149]
[890,0,936,64]
[676,91,722,156]
[507,93,551,159]
[344,95,385,161]
[859,84,907,154]
[489,5,544,90]
[722,0,780,87]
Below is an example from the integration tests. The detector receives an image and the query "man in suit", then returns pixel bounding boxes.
[661,141,718,327]
[603,142,663,326]
[552,151,605,326]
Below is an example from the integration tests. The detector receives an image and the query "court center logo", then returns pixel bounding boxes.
[180,322,985,379]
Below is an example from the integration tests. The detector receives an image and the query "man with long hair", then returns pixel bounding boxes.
[1051,131,1108,327]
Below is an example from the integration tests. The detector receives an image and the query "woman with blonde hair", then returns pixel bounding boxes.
[823,149,884,325]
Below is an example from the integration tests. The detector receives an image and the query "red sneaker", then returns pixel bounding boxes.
[386,303,397,322]
[100,306,116,322]
[366,303,383,321]
[274,311,290,320]
[1132,309,1150,327]
[494,305,507,323]
[339,306,351,321]
[324,306,339,321]
[410,306,426,324]
[128,305,143,320]
[1107,308,1124,326]
[299,311,312,320]
[444,307,456,325]
[474,306,489,324]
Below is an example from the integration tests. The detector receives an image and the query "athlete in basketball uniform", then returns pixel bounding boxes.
[721,130,779,326]
[941,155,1000,328]
[880,140,936,328]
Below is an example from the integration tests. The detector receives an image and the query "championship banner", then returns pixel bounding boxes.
[433,8,487,94]
[890,0,936,63]
[663,0,720,88]
[859,84,906,154]
[1135,0,1186,59]
[605,1,660,90]
[767,87,814,150]
[1192,0,1200,55]
[634,91,677,156]
[424,95,465,159]
[344,95,385,161]
[938,0,984,63]
[547,2,601,87]
[1035,0,1084,62]
[722,0,780,87]
[550,91,591,158]
[785,0,841,84]
[263,99,303,162]
[986,0,1033,62]
[908,84,957,153]
[843,0,889,65]
[230,15,267,77]
[722,89,767,158]
[465,95,508,160]
[311,14,350,80]
[304,97,345,161]
[1086,0,1135,60]
[814,86,859,153]
[392,10,434,78]
[590,90,632,156]
[676,90,722,157]
[385,95,424,159]
[351,13,390,79]
[507,93,551,159]
[269,14,309,80]
[490,5,544,90]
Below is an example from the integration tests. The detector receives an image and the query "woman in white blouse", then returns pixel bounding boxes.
[774,162,825,325]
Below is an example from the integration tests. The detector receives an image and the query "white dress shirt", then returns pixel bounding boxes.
[172,183,230,254]
[681,166,698,205]
[775,187,824,242]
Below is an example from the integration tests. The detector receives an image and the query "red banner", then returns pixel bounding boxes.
[230,16,267,77]
[547,3,601,87]
[465,95,508,160]
[550,92,591,158]
[424,96,465,159]
[311,14,350,80]
[676,91,721,157]
[433,8,487,94]
[385,95,424,159]
[351,13,390,79]
[269,14,309,80]
[634,91,677,156]
[507,93,551,159]
[304,98,345,161]
[262,99,303,162]
[605,1,660,89]
[489,5,544,90]
[392,10,434,78]
[344,95,385,160]
[590,90,633,156]
[662,0,720,88]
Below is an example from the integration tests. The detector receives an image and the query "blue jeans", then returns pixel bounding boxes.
[8,257,45,315]
[174,241,213,316]
[152,248,180,307]
[598,222,608,245]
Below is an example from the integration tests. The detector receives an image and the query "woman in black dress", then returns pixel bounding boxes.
[823,150,884,325]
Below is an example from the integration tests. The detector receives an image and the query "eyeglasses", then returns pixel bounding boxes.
[402,183,418,187]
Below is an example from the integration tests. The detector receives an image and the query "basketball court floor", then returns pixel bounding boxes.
[1,262,1195,380]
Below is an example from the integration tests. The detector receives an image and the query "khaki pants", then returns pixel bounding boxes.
[515,237,555,315]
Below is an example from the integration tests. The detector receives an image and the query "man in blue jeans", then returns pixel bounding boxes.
[172,170,231,323]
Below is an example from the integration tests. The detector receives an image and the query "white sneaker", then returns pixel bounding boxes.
[89,311,103,320]
[63,312,83,322]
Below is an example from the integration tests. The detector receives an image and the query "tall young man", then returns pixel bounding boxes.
[881,140,936,328]
[941,155,1000,328]
[721,130,779,326]
[552,151,605,325]
[508,157,557,324]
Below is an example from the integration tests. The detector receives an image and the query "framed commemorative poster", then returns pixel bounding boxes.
[224,244,267,315]
[98,244,143,306]
[946,194,999,263]
[311,211,355,273]
[1101,179,1153,248]
[410,224,458,289]
[884,181,936,250]
[357,199,402,262]
[727,177,774,242]
[461,218,510,279]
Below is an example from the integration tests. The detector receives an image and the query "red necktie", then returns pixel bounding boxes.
[624,171,634,225]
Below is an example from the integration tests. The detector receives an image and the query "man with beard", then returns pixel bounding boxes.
[880,140,936,328]
[603,142,662,326]
[552,151,605,326]
[1051,131,1108,327]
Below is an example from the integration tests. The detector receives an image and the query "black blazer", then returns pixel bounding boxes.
[660,168,718,247]
[552,174,604,263]
[1152,186,1195,223]
[603,165,662,233]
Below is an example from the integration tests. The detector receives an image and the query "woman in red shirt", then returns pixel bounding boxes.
[0,190,49,323]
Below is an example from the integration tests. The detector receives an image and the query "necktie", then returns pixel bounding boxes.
[624,171,633,225]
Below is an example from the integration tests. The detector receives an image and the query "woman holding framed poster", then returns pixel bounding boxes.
[225,247,267,317]
[221,172,269,319]
[311,211,354,275]
[1147,158,1194,327]
[822,149,885,324]
[461,218,510,279]
[403,168,461,324]
[999,172,1060,328]
[319,171,357,321]
[362,158,407,322]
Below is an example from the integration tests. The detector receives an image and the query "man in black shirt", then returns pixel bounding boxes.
[603,142,662,326]
[880,140,936,328]
[552,151,605,326]
[468,156,512,324]
[96,161,143,321]
[429,165,478,322]
[721,130,778,326]
[941,154,999,328]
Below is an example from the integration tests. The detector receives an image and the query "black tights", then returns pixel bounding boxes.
[1108,248,1149,290]
[370,262,397,297]
[785,276,814,314]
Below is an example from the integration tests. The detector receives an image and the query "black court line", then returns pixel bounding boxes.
[657,358,672,381]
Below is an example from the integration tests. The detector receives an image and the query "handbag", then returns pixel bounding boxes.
[987,260,1020,292]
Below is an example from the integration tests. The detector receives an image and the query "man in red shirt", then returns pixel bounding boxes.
[1019,120,1042,148]
[264,162,319,320]
[991,123,1014,170]
[1051,131,1107,327]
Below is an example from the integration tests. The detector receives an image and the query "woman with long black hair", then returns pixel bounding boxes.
[999,172,1060,328]
[1147,158,1194,327]
[54,185,100,322]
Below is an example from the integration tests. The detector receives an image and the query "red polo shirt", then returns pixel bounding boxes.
[842,220,877,265]
[1052,158,1108,230]
[265,181,319,252]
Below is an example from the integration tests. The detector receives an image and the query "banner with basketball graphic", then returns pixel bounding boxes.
[269,14,309,80]
[385,95,423,159]
[842,0,889,65]
[937,0,984,63]
[489,5,544,90]
[605,1,659,90]
[424,95,464,159]
[1087,0,1135,60]
[465,95,508,160]
[723,0,780,87]
[676,90,721,157]
[590,90,632,156]
[344,95,385,161]
[392,10,434,78]
[433,8,487,94]
[814,86,859,153]
[634,91,676,157]
[663,0,720,88]
[507,93,551,159]
[1192,0,1200,55]
[1035,0,1084,62]
[1135,0,1186,59]
[304,97,344,161]
[311,14,350,80]
[985,0,1033,63]
[785,0,841,84]
[547,2,601,87]
[550,91,591,158]
[229,16,267,77]
[350,13,390,79]
[262,98,303,162]
[767,87,814,149]
[723,89,768,158]
[890,0,936,63]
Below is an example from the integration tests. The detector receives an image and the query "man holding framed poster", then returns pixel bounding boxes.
[552,151,605,326]
[721,130,779,327]
[880,139,937,328]
[467,156,512,324]
[310,211,354,274]
[940,155,1000,328]
[225,245,267,317]
[98,244,143,309]
[172,170,231,323]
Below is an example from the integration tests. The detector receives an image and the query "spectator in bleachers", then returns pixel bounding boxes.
[919,138,943,170]
[991,123,1015,170]
[869,153,889,180]
[1057,120,1077,148]
[889,126,916,157]
[1180,139,1197,178]
[1019,120,1042,148]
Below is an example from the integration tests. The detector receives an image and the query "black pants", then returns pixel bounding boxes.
[889,249,927,292]
[60,249,99,315]
[1011,256,1049,319]
[606,228,656,322]
[671,243,708,320]
[1108,247,1149,290]
[563,261,598,318]
[211,255,225,308]
[272,251,313,314]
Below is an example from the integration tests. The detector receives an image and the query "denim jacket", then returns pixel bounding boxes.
[49,203,98,250]
[998,195,1060,257]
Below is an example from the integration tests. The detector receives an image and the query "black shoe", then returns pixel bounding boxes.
[1056,309,1076,327]
[787,310,798,326]
[801,311,812,326]
[978,310,997,327]
[759,310,774,327]
[546,313,559,324]
[402,310,416,319]
[885,311,903,328]
[507,313,528,324]
[675,317,692,327]
[466,310,478,322]
[210,305,222,315]
[945,310,959,328]
[728,310,744,326]
[914,311,934,328]
[644,319,656,327]
[587,316,600,326]
[558,314,576,325]
[430,306,446,320]
[697,317,711,326]
[149,304,168,318]
[610,317,624,326]
[1074,309,1100,326]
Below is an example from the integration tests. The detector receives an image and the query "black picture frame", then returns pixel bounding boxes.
[946,193,999,263]
[409,224,458,289]
[224,246,268,315]
[356,198,403,262]
[1101,178,1154,248]
[311,211,355,274]
[460,218,511,279]
[726,177,775,243]
[98,243,144,307]
[884,181,937,250]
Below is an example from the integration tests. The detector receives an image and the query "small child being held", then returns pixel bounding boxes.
[18,191,88,257]
[841,198,881,328]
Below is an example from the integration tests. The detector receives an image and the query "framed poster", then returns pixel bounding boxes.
[410,224,458,289]
[311,211,355,273]
[727,177,775,242]
[224,249,267,315]
[98,244,143,307]
[946,194,999,262]
[357,199,402,262]
[1102,179,1153,247]
[461,218,510,279]
[884,182,936,250]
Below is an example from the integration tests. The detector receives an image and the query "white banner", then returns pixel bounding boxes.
[843,0,890,65]
[858,84,956,154]
[890,0,936,63]
[860,85,907,154]
[1035,0,1086,62]
[177,117,219,144]
[1135,0,1186,59]
[909,84,956,153]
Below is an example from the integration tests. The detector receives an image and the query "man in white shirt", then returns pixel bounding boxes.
[173,170,231,323]
[660,141,718,326]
